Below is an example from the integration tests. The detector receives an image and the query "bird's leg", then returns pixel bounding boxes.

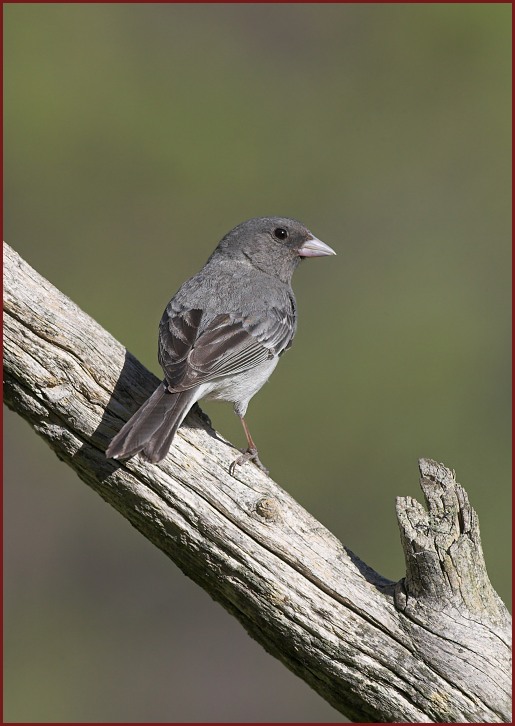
[229,416,269,475]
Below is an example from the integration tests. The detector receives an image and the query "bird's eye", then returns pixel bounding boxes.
[273,227,289,241]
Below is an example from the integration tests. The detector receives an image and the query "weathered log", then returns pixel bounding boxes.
[3,241,511,722]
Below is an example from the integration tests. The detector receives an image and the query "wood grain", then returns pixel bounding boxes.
[3,241,511,722]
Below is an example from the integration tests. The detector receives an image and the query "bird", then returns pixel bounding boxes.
[105,216,335,474]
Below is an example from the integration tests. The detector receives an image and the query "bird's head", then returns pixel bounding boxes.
[213,216,335,283]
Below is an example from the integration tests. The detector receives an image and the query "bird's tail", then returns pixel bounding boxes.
[106,383,196,464]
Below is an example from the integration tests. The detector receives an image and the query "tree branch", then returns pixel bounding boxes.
[3,241,511,723]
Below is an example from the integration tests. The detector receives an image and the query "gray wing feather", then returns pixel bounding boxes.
[158,304,295,392]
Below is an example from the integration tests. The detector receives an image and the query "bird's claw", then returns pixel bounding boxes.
[229,447,269,476]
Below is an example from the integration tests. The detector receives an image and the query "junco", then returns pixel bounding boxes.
[106,216,335,473]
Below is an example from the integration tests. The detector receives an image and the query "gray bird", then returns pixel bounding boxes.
[106,216,335,473]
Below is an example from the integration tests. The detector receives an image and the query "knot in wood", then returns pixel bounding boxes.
[255,496,281,522]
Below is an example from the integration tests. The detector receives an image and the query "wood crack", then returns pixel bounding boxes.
[3,241,511,723]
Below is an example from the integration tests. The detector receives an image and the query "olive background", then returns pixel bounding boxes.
[4,3,511,722]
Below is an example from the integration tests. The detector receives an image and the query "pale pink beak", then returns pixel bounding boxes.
[298,235,336,258]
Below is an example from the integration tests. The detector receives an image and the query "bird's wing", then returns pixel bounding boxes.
[158,306,295,392]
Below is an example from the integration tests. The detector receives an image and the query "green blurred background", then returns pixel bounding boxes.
[3,3,511,722]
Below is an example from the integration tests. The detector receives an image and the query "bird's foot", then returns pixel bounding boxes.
[229,447,269,476]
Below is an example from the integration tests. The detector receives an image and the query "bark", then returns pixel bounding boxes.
[3,241,511,723]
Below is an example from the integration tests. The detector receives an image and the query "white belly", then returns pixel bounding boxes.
[197,357,279,417]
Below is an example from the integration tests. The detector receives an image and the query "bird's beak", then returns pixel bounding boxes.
[297,235,336,258]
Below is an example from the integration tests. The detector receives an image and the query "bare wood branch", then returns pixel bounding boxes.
[3,241,511,723]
